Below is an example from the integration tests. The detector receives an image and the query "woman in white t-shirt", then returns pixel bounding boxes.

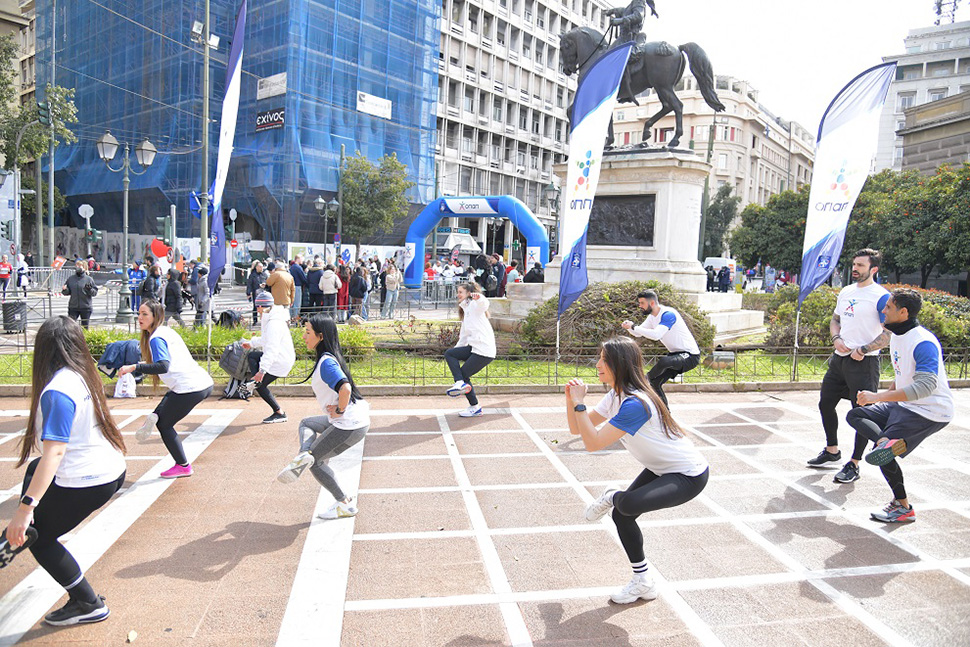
[565,336,709,605]
[118,300,214,479]
[277,314,370,520]
[1,316,127,626]
[444,281,496,417]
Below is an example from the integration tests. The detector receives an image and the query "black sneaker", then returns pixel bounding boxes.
[833,461,860,483]
[262,412,288,424]
[806,449,841,468]
[0,526,37,569]
[44,595,109,626]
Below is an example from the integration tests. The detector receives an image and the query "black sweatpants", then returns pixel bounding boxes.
[647,352,700,407]
[68,307,93,329]
[21,458,125,591]
[612,467,709,563]
[155,386,212,465]
[819,354,880,447]
[444,346,493,406]
[846,402,948,501]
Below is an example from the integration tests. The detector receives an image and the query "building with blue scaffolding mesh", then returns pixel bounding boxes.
[34,0,439,255]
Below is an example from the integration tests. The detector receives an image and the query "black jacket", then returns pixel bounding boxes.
[62,272,99,310]
[523,268,544,283]
[246,270,268,298]
[306,268,324,295]
[164,278,183,313]
[349,274,367,299]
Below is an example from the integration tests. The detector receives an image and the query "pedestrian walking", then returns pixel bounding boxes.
[62,260,99,329]
[336,264,351,322]
[717,266,731,292]
[444,281,496,418]
[117,300,214,478]
[844,288,953,523]
[0,254,12,298]
[566,336,708,604]
[265,261,295,308]
[349,266,367,318]
[808,249,891,472]
[128,262,146,311]
[245,261,268,326]
[621,290,700,408]
[242,291,295,424]
[306,260,324,315]
[193,265,210,327]
[163,268,187,328]
[0,316,127,626]
[319,263,341,317]
[277,314,370,520]
[140,265,161,302]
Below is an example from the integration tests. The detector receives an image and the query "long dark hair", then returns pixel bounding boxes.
[20,317,126,466]
[600,337,684,439]
[305,314,362,402]
[138,299,166,388]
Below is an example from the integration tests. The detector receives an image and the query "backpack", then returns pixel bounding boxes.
[221,377,252,400]
[485,272,498,292]
[139,278,153,297]
[218,310,243,329]
[218,341,252,381]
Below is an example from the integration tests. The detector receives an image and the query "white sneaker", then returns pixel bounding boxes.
[135,413,158,442]
[318,498,358,520]
[458,405,483,417]
[585,487,619,522]
[610,575,658,604]
[277,451,315,484]
[446,381,471,397]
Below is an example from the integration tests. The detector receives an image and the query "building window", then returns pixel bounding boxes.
[905,44,922,54]
[718,153,728,169]
[929,88,947,102]
[556,88,564,108]
[936,41,951,50]
[519,108,528,130]
[617,111,625,121]
[464,88,475,112]
[448,81,459,107]
[897,92,916,111]
[896,120,906,132]
[493,98,503,121]
[624,131,630,145]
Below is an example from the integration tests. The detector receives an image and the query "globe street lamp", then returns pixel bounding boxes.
[326,197,340,264]
[543,182,561,257]
[97,131,157,323]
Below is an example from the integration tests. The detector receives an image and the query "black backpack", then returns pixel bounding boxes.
[485,272,498,292]
[218,310,242,329]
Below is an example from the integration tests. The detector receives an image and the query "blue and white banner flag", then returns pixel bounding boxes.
[208,0,246,293]
[797,62,895,307]
[558,44,632,318]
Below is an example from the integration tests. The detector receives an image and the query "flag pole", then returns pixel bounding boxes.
[792,307,801,382]
[555,316,561,385]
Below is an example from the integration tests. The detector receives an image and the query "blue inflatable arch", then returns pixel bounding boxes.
[402,195,550,288]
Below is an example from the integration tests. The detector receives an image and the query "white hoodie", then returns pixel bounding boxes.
[250,305,296,377]
[319,268,341,295]
[456,295,496,358]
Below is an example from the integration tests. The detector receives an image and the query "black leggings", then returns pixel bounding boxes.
[21,459,125,590]
[155,386,212,465]
[256,374,280,413]
[612,467,709,563]
[444,346,493,406]
[647,352,700,407]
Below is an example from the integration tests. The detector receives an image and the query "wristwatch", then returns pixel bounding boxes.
[334,406,345,415]
[573,404,587,412]
[20,495,38,508]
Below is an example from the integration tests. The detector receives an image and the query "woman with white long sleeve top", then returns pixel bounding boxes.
[243,292,296,424]
[444,281,496,417]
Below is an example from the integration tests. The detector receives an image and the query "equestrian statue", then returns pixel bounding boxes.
[561,0,725,148]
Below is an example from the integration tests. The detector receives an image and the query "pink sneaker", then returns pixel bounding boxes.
[160,464,193,479]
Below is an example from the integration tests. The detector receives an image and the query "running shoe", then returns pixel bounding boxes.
[0,527,37,569]
[135,413,159,442]
[806,448,841,468]
[585,487,620,522]
[870,499,915,523]
[159,464,193,479]
[865,437,908,466]
[446,381,472,397]
[319,498,358,520]
[833,461,860,484]
[277,451,315,484]
[458,405,483,417]
[610,575,658,604]
[262,412,288,424]
[44,595,110,626]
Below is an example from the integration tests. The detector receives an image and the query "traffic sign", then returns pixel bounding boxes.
[78,204,94,219]
[230,239,238,248]
[9,243,14,255]
[334,233,341,244]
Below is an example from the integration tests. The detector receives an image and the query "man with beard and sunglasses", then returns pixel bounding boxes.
[807,248,891,481]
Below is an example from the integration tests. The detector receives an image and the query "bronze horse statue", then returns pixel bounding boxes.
[560,27,725,148]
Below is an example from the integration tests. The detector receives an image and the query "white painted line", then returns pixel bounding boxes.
[362,452,545,461]
[509,410,725,647]
[0,430,23,446]
[437,413,533,647]
[0,408,241,647]
[275,438,366,647]
[345,585,620,611]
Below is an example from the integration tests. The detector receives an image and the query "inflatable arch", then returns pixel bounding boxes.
[402,195,550,288]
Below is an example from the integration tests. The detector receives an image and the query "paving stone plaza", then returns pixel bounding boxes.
[0,390,968,646]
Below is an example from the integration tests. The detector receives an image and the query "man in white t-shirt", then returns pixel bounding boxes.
[808,249,891,473]
[621,290,700,407]
[846,288,953,523]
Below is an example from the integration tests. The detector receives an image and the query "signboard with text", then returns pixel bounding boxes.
[256,107,285,132]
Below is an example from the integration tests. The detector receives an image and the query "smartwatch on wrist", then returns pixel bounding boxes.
[20,495,38,508]
[573,404,587,413]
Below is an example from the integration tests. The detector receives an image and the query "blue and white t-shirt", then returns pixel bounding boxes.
[593,390,708,477]
[834,282,890,356]
[629,306,700,355]
[38,368,126,488]
[891,326,954,423]
[311,354,370,430]
[148,326,214,394]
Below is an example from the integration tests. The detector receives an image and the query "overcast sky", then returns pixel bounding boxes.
[604,0,970,134]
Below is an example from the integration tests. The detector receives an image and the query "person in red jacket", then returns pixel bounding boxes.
[0,255,12,299]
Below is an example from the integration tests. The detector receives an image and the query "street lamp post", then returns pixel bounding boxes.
[97,131,157,323]
[543,181,561,258]
[326,197,340,264]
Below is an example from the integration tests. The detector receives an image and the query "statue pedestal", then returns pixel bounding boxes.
[547,147,709,292]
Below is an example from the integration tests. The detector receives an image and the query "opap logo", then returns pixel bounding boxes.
[574,150,596,193]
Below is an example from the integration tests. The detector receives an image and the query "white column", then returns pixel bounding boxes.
[503,219,514,263]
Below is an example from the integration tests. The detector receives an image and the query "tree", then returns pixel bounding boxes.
[727,187,810,273]
[703,183,740,258]
[341,151,415,245]
[18,173,66,221]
